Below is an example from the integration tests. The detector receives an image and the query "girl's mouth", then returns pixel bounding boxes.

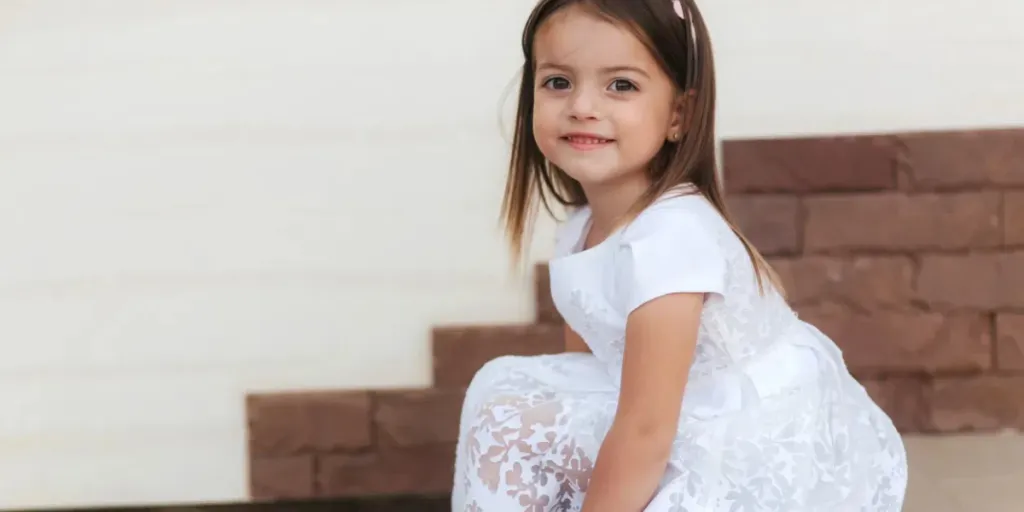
[562,134,614,150]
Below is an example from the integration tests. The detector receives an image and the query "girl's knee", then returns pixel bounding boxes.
[470,355,520,386]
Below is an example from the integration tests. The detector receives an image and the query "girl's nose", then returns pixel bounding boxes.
[567,88,601,121]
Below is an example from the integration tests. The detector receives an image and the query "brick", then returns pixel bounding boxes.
[727,195,801,256]
[859,377,933,433]
[798,306,991,374]
[930,376,1024,432]
[432,324,563,388]
[917,252,1024,310]
[804,192,1001,252]
[535,263,562,324]
[1005,191,1024,246]
[250,455,315,500]
[770,255,914,309]
[723,136,897,193]
[247,391,371,457]
[900,129,1024,189]
[317,444,455,497]
[996,314,1024,371]
[373,389,465,447]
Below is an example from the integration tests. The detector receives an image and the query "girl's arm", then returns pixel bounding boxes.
[565,323,592,353]
[581,291,703,512]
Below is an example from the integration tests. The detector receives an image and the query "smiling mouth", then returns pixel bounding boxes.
[561,135,614,149]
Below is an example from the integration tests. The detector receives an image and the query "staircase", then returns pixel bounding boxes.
[242,127,1024,508]
[245,266,562,504]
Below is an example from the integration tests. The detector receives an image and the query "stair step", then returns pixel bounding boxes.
[431,324,563,388]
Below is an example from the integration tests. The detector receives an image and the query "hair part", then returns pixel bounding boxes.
[501,0,783,295]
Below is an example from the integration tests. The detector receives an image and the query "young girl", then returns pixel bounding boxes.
[453,0,908,510]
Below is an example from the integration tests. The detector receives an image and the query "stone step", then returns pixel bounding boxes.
[246,389,464,501]
[431,323,563,389]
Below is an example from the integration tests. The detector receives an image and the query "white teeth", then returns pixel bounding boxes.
[567,136,608,144]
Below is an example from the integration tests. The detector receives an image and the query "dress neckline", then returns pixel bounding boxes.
[560,183,701,260]
[569,208,621,256]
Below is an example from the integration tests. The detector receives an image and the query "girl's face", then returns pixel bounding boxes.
[531,5,681,189]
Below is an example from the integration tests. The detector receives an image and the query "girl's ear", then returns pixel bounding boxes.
[666,89,697,142]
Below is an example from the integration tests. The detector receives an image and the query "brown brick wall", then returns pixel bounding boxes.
[247,389,457,500]
[246,325,561,502]
[725,127,1024,433]
[246,127,1024,502]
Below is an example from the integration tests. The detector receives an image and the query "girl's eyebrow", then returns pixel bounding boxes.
[601,65,650,78]
[536,62,651,79]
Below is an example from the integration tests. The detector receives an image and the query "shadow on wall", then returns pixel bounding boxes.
[244,127,1024,504]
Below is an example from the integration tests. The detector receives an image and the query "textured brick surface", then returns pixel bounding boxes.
[432,324,562,388]
[250,456,315,501]
[248,391,372,457]
[916,252,1024,310]
[996,314,1024,371]
[534,264,562,324]
[803,192,1002,252]
[317,444,456,497]
[723,136,897,192]
[799,306,991,374]
[930,376,1024,432]
[1005,190,1024,246]
[770,255,914,309]
[373,389,465,446]
[860,377,934,433]
[900,129,1024,189]
[727,195,801,255]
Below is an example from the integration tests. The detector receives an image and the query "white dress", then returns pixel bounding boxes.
[452,190,908,511]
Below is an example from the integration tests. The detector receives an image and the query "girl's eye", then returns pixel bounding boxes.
[609,79,637,92]
[542,76,571,90]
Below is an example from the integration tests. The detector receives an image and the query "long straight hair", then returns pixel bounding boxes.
[500,0,782,294]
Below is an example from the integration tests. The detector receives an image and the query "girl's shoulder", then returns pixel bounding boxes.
[616,189,729,312]
[551,186,723,259]
[619,188,720,246]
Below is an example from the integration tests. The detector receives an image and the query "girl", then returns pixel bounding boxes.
[453,0,908,510]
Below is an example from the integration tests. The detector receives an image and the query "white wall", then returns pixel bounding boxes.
[0,0,1021,509]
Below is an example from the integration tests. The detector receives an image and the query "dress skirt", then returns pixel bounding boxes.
[450,322,908,512]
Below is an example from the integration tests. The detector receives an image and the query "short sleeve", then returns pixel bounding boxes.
[616,205,726,314]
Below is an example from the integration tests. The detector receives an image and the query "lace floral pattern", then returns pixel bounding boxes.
[453,355,613,511]
[452,194,908,511]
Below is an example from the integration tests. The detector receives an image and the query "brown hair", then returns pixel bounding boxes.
[500,0,782,294]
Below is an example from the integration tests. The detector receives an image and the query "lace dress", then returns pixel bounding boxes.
[452,190,908,511]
